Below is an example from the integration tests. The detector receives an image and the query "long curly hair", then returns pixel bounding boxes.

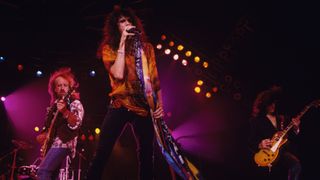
[251,85,282,118]
[96,5,148,58]
[48,67,79,105]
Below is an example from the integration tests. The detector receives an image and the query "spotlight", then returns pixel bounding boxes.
[1,96,6,102]
[177,45,184,51]
[164,49,171,55]
[194,56,200,63]
[17,64,24,71]
[156,44,162,50]
[205,92,212,98]
[212,86,218,93]
[169,41,175,47]
[95,128,100,135]
[194,86,201,93]
[161,34,166,40]
[197,80,204,86]
[89,70,96,77]
[173,54,179,61]
[81,134,86,141]
[36,70,43,77]
[181,59,188,66]
[34,126,39,132]
[0,56,5,62]
[203,61,209,68]
[88,135,94,141]
[185,51,192,57]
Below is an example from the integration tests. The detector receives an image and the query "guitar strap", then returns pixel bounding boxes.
[133,35,202,180]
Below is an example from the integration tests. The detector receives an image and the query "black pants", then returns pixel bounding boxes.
[283,152,301,180]
[87,106,154,180]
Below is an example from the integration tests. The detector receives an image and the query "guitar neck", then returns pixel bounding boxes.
[280,102,315,138]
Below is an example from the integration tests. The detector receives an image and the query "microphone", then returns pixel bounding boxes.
[126,27,141,34]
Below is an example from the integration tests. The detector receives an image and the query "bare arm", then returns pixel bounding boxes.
[108,26,135,80]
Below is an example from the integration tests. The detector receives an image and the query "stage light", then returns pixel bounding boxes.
[164,49,171,55]
[1,96,6,102]
[173,54,179,61]
[212,86,218,93]
[185,51,192,57]
[89,70,96,77]
[177,45,184,51]
[169,41,175,47]
[95,128,100,135]
[156,44,162,50]
[203,61,209,68]
[205,92,212,98]
[182,59,188,66]
[194,56,200,63]
[88,135,94,141]
[194,86,201,93]
[81,134,86,141]
[0,56,5,62]
[34,126,39,132]
[197,80,204,86]
[36,70,43,77]
[17,64,24,71]
[161,34,166,40]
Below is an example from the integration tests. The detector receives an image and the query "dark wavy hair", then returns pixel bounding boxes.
[251,85,282,118]
[48,67,79,105]
[96,5,148,58]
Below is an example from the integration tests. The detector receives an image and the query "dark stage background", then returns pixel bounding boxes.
[1,0,319,179]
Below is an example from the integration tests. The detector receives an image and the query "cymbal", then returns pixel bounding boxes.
[12,139,33,150]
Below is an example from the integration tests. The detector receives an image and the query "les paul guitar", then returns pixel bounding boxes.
[40,90,73,158]
[254,99,320,168]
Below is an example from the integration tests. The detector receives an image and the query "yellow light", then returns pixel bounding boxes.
[95,128,101,134]
[194,56,200,63]
[194,86,201,93]
[34,126,39,132]
[205,92,212,98]
[197,80,204,86]
[161,34,166,40]
[203,61,209,68]
[177,45,184,51]
[185,51,192,57]
[169,41,175,47]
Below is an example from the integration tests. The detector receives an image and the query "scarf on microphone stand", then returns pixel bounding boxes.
[133,35,202,180]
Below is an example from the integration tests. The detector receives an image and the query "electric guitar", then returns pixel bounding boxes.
[40,90,73,158]
[254,99,320,168]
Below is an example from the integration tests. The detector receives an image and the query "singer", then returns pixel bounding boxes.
[36,67,84,180]
[86,5,164,180]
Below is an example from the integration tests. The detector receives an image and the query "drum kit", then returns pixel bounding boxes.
[1,139,87,180]
[0,139,36,180]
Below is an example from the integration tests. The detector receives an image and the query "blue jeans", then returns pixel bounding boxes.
[37,147,70,180]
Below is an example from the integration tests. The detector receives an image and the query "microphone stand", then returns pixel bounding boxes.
[77,151,87,180]
[10,148,19,180]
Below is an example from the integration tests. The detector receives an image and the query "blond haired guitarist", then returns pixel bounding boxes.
[36,67,84,180]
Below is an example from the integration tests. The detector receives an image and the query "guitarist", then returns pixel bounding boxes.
[248,85,301,180]
[36,67,84,180]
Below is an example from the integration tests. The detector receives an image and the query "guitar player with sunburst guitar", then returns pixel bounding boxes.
[248,85,304,180]
[35,67,84,180]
